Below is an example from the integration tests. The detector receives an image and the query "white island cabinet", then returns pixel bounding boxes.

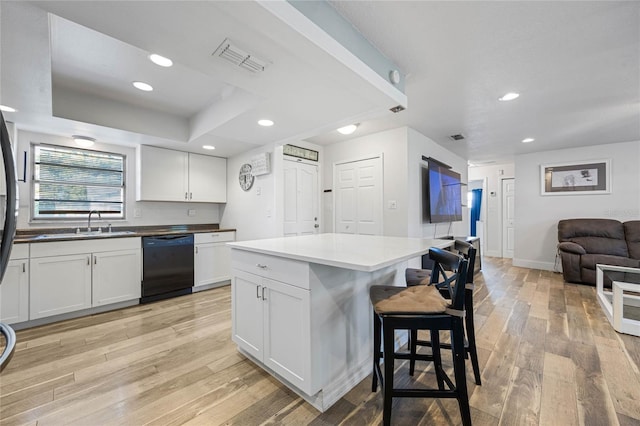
[229,233,452,412]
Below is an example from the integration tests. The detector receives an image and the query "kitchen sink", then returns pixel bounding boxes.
[33,231,137,240]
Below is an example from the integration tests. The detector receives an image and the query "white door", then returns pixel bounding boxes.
[92,249,141,306]
[30,254,92,319]
[334,157,383,235]
[0,259,29,324]
[283,160,319,236]
[502,178,515,258]
[231,270,264,359]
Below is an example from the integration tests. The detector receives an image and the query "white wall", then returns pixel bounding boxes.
[513,140,640,271]
[14,130,222,229]
[322,126,468,240]
[407,127,468,239]
[323,127,409,236]
[468,163,515,257]
[220,140,324,241]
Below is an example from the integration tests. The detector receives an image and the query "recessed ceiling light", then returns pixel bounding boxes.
[133,81,153,91]
[0,105,17,113]
[202,145,216,150]
[149,54,173,67]
[258,119,274,127]
[498,92,520,101]
[337,124,358,135]
[522,138,535,143]
[72,135,95,147]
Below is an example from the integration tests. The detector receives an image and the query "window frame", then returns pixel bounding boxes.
[31,143,127,222]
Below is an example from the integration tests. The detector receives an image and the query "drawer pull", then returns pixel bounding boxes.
[256,264,268,270]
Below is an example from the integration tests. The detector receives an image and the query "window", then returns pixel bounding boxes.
[33,144,125,220]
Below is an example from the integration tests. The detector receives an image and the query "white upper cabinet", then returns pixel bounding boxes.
[188,153,226,203]
[136,145,226,203]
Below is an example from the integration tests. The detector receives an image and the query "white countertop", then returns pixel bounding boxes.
[228,233,453,272]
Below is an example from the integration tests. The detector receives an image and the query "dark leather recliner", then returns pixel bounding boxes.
[557,218,640,285]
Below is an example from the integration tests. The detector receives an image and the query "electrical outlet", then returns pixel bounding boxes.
[188,209,196,217]
[388,200,397,209]
[134,208,142,218]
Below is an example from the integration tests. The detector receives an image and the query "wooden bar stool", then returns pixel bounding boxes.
[406,240,481,385]
[370,247,472,426]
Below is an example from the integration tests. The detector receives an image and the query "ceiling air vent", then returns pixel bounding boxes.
[449,133,465,141]
[213,38,268,73]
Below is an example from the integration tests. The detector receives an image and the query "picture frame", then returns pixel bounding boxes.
[541,159,610,195]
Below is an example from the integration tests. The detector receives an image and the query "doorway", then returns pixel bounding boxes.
[334,156,383,235]
[283,159,319,236]
[502,178,515,258]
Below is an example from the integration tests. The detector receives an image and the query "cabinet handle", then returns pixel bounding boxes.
[94,256,97,265]
[22,262,25,273]
[256,264,268,270]
[195,246,198,254]
[189,192,193,200]
[262,286,267,301]
[185,192,188,200]
[256,285,261,299]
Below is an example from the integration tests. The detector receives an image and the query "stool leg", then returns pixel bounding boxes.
[466,315,481,385]
[452,318,472,426]
[465,292,481,385]
[431,329,445,390]
[382,319,396,426]
[372,311,381,392]
[409,329,417,376]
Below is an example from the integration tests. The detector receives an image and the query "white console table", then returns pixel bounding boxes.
[228,233,452,412]
[595,264,640,337]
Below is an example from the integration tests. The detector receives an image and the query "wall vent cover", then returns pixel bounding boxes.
[213,38,268,73]
[449,133,465,141]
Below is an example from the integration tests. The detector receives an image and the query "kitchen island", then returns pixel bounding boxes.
[228,233,452,411]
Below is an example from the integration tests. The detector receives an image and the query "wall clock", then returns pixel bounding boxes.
[239,163,254,191]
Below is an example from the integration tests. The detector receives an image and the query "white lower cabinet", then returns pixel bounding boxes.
[232,268,312,395]
[29,238,141,320]
[30,254,92,319]
[194,232,235,288]
[92,249,141,306]
[0,244,30,324]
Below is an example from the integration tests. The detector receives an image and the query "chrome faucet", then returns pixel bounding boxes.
[87,210,101,232]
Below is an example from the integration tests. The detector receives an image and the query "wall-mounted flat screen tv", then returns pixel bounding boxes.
[423,161,462,223]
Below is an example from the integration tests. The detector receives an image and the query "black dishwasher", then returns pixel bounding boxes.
[141,234,194,303]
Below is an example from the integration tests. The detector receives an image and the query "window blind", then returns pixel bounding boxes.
[33,144,125,220]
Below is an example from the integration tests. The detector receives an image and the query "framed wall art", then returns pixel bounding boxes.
[541,159,610,195]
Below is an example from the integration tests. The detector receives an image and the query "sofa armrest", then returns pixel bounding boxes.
[558,241,587,255]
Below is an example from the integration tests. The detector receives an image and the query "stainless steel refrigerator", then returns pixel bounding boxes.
[0,111,18,371]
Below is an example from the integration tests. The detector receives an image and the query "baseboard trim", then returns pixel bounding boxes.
[512,258,556,271]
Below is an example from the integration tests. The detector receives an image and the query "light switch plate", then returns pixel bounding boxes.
[188,209,196,217]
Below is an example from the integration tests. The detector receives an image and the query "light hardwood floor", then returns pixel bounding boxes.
[1,257,640,425]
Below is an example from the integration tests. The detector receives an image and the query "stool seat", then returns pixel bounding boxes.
[370,284,448,314]
[405,267,431,286]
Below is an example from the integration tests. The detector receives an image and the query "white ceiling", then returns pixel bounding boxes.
[312,1,640,164]
[1,1,638,164]
[0,1,404,158]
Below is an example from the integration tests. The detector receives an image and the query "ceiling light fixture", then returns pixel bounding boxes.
[0,105,17,113]
[72,135,96,147]
[133,81,153,91]
[202,145,216,150]
[149,54,173,67]
[498,92,520,101]
[258,119,274,127]
[337,124,358,135]
[522,138,535,143]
